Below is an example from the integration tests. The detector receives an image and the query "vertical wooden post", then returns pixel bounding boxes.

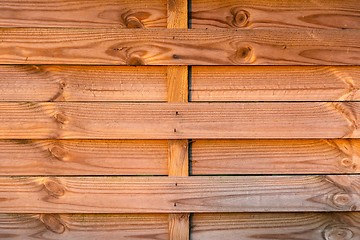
[167,0,190,240]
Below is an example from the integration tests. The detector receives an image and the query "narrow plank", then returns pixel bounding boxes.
[169,214,190,240]
[0,28,359,65]
[0,0,167,28]
[191,66,360,101]
[191,0,360,30]
[192,213,360,240]
[2,102,360,139]
[0,175,358,213]
[167,66,188,102]
[0,65,167,102]
[0,140,167,175]
[0,214,168,239]
[168,140,189,176]
[192,140,360,174]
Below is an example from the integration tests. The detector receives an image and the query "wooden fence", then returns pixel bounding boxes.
[0,0,359,239]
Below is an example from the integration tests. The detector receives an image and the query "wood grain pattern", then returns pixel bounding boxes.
[0,140,167,175]
[169,214,189,240]
[0,0,167,28]
[192,0,360,29]
[0,214,168,239]
[0,175,358,213]
[0,28,359,65]
[191,66,360,101]
[0,65,167,102]
[192,140,360,174]
[192,213,360,240]
[2,102,360,139]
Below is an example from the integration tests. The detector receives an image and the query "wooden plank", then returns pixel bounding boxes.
[192,213,360,240]
[167,0,187,29]
[168,140,189,176]
[192,140,360,174]
[0,175,358,213]
[0,0,167,28]
[191,0,360,30]
[167,66,188,102]
[0,140,167,175]
[169,214,190,240]
[2,102,360,139]
[0,214,168,239]
[0,65,167,102]
[0,28,359,65]
[191,66,360,101]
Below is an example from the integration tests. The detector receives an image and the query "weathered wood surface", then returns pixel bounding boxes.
[191,0,360,30]
[191,66,360,101]
[0,29,359,65]
[0,65,167,102]
[192,213,360,240]
[0,140,167,175]
[1,102,360,139]
[192,140,360,174]
[0,214,168,239]
[0,175,358,213]
[0,0,167,28]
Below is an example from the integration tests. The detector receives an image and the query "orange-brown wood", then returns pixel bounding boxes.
[0,29,358,65]
[0,65,167,102]
[192,140,360,174]
[0,214,168,239]
[0,0,167,28]
[192,213,360,240]
[191,66,360,101]
[0,175,358,213]
[0,140,167,175]
[2,102,360,139]
[191,0,360,30]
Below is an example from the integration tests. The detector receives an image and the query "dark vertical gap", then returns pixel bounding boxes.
[187,0,192,29]
[188,139,193,176]
[189,213,194,240]
[188,66,192,102]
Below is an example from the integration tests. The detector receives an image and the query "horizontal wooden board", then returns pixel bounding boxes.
[191,66,360,101]
[192,140,360,174]
[0,140,167,175]
[1,102,360,139]
[0,65,167,102]
[192,213,360,240]
[0,214,168,239]
[0,175,358,213]
[0,29,359,65]
[192,0,360,30]
[0,0,167,28]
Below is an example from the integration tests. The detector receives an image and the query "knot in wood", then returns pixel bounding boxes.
[331,193,353,209]
[230,8,250,27]
[323,224,354,240]
[232,46,254,64]
[54,112,68,125]
[125,16,144,28]
[340,158,353,168]
[127,56,145,66]
[39,214,66,234]
[49,145,67,161]
[43,178,65,198]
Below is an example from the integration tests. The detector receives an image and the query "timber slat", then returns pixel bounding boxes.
[0,140,167,175]
[0,175,358,213]
[191,66,360,102]
[1,102,360,139]
[192,213,360,240]
[0,214,168,239]
[191,0,360,30]
[0,0,167,28]
[0,65,167,102]
[192,140,360,174]
[0,29,359,65]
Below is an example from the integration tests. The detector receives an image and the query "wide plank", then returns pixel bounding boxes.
[0,175,358,213]
[192,0,360,29]
[1,102,360,139]
[191,66,360,101]
[0,65,167,102]
[0,0,167,28]
[0,28,359,65]
[192,140,360,174]
[0,140,167,175]
[192,213,360,240]
[0,214,168,239]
